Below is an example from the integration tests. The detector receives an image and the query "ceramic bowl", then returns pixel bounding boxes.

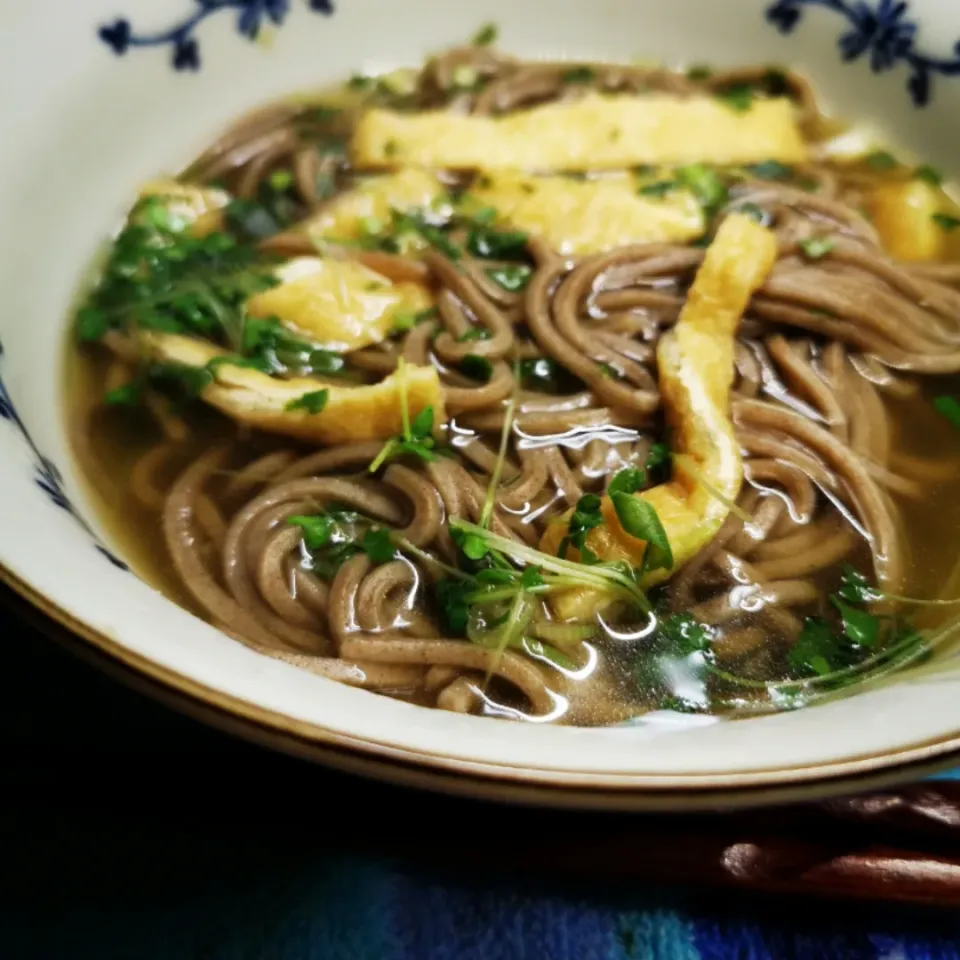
[4,0,960,810]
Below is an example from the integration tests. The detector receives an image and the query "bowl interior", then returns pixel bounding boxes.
[2,0,960,790]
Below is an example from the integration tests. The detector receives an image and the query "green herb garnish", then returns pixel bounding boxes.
[715,84,754,112]
[242,316,346,377]
[837,565,882,605]
[369,359,438,471]
[288,514,335,549]
[562,66,596,84]
[610,493,673,573]
[658,613,714,656]
[362,527,397,564]
[686,65,712,81]
[745,160,792,181]
[915,164,943,186]
[285,389,330,414]
[645,443,670,473]
[737,203,767,223]
[485,264,532,292]
[391,307,437,335]
[933,213,960,232]
[831,596,880,648]
[866,150,898,171]
[607,466,646,497]
[435,577,475,635]
[288,507,395,580]
[788,617,836,677]
[677,164,729,216]
[268,169,294,192]
[391,208,462,259]
[450,518,651,613]
[467,227,529,260]
[518,356,580,394]
[75,197,280,348]
[799,236,836,260]
[460,354,494,383]
[558,493,605,564]
[452,525,491,562]
[471,22,498,46]
[639,180,678,199]
[456,327,493,343]
[934,394,960,429]
[103,382,143,406]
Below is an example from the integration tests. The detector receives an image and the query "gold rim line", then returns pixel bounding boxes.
[4,556,960,791]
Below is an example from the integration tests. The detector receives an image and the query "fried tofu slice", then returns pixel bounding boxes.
[352,93,807,171]
[468,172,704,254]
[138,179,231,237]
[139,332,445,445]
[866,180,945,262]
[301,168,449,247]
[246,257,433,352]
[540,213,779,619]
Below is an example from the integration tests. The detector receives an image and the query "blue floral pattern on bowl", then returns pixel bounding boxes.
[99,0,335,71]
[767,0,960,105]
[0,341,128,571]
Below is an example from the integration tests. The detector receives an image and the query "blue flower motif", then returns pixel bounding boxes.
[839,0,916,72]
[766,0,802,33]
[36,458,69,511]
[907,63,930,105]
[98,18,132,55]
[237,0,290,39]
[173,36,201,70]
[99,1,334,71]
[0,381,15,423]
[764,0,960,106]
[97,544,130,571]
[0,337,131,572]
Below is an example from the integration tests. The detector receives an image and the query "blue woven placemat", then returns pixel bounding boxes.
[5,593,960,960]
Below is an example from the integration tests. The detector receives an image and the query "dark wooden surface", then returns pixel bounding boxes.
[6,579,960,909]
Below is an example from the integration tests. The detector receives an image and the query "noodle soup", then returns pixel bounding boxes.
[68,36,960,726]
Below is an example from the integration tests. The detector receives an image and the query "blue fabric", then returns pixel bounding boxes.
[7,833,960,960]
[6,596,960,959]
